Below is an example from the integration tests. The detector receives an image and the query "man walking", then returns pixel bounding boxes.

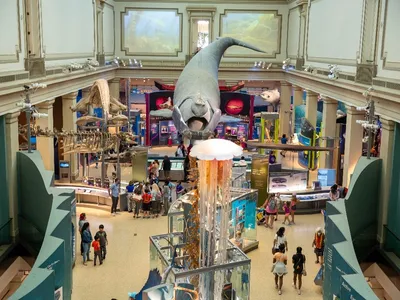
[109,178,120,216]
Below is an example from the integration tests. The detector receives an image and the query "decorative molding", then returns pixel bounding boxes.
[114,0,288,3]
[286,6,301,59]
[219,10,282,59]
[380,0,400,71]
[104,2,116,57]
[43,0,96,61]
[355,63,377,85]
[305,0,358,66]
[0,0,22,64]
[120,7,183,57]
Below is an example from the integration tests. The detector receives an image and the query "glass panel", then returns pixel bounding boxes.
[197,20,209,49]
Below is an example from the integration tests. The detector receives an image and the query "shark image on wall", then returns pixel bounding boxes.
[171,37,265,140]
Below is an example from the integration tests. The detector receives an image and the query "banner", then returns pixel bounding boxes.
[250,155,269,206]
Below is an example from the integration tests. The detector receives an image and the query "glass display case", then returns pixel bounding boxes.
[168,188,259,253]
[279,190,330,213]
[149,232,251,300]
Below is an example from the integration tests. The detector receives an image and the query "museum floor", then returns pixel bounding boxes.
[72,207,324,300]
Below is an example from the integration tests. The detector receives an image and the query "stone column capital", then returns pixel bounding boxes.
[109,78,121,84]
[280,81,292,87]
[36,99,55,109]
[62,92,78,101]
[305,90,318,97]
[322,97,338,105]
[380,117,395,131]
[293,85,303,91]
[345,105,365,115]
[5,111,20,124]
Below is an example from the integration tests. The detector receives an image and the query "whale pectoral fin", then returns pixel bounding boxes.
[205,109,222,133]
[172,106,189,133]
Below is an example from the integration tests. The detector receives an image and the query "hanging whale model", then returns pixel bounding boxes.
[171,37,265,139]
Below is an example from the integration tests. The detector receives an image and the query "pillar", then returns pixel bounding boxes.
[279,82,291,138]
[5,112,20,237]
[62,92,79,179]
[0,116,10,237]
[292,86,303,134]
[377,118,395,243]
[305,90,318,128]
[342,106,365,187]
[96,0,106,65]
[109,78,120,100]
[36,100,55,171]
[320,98,338,169]
[82,88,93,116]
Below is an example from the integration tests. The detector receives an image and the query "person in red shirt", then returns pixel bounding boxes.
[92,236,102,266]
[142,188,152,219]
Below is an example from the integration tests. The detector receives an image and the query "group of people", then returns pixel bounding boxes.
[78,213,108,266]
[259,193,299,228]
[270,226,325,295]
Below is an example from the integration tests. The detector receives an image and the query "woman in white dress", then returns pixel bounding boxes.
[272,244,288,295]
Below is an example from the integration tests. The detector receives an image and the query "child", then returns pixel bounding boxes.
[282,202,291,225]
[95,224,108,260]
[92,236,102,266]
[142,188,152,218]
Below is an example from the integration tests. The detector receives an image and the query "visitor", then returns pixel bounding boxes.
[95,224,108,260]
[126,180,135,213]
[272,244,288,295]
[329,184,340,201]
[263,193,278,229]
[176,141,186,157]
[187,144,193,156]
[151,160,160,179]
[280,134,288,157]
[142,188,152,218]
[162,181,171,216]
[81,222,93,266]
[108,178,120,216]
[275,192,281,221]
[150,182,161,218]
[234,231,243,249]
[290,194,299,225]
[92,236,102,266]
[162,156,171,179]
[338,185,348,198]
[238,156,247,166]
[312,227,325,264]
[292,246,306,295]
[132,182,144,219]
[282,201,291,225]
[183,156,190,182]
[78,213,87,255]
[269,152,277,164]
[273,227,288,254]
[176,181,184,196]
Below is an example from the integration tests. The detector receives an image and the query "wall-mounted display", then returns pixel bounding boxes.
[219,10,282,58]
[269,171,308,193]
[121,8,182,56]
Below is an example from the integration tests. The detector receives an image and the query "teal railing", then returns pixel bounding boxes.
[384,225,400,259]
[0,218,12,245]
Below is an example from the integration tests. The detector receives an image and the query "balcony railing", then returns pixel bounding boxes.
[0,218,12,246]
[383,225,400,259]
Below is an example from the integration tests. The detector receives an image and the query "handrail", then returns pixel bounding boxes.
[0,218,12,231]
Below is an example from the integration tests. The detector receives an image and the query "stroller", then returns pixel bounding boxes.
[256,208,266,225]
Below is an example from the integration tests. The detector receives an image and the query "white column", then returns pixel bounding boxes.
[342,106,365,187]
[298,2,308,58]
[305,90,318,128]
[279,82,292,138]
[36,100,55,171]
[377,118,395,243]
[320,98,338,169]
[292,85,303,134]
[62,92,79,179]
[5,112,20,237]
[109,78,120,100]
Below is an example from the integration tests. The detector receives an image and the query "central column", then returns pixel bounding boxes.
[305,90,318,128]
[292,85,303,134]
[5,112,20,237]
[36,100,55,171]
[342,106,365,187]
[279,82,292,138]
[190,139,242,300]
[62,92,79,179]
[109,78,120,100]
[320,98,338,169]
[377,118,395,243]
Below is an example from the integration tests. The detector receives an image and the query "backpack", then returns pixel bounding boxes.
[268,198,276,211]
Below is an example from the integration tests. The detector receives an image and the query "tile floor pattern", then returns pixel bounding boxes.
[73,207,324,300]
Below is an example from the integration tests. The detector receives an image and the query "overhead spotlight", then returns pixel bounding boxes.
[282,58,291,71]
[267,63,272,70]
[356,120,368,125]
[32,112,48,118]
[362,86,374,98]
[304,65,314,73]
[328,64,340,80]
[16,102,32,108]
[253,61,270,69]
